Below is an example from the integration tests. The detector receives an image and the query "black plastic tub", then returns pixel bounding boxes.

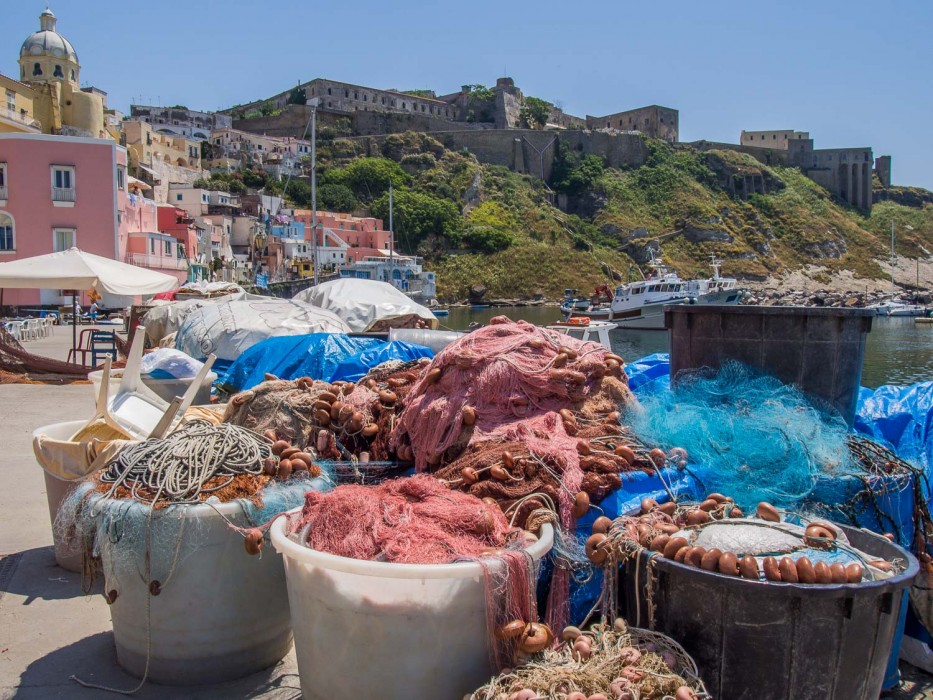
[622,525,917,700]
[664,305,874,425]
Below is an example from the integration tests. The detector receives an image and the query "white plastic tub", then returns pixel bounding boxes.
[89,368,217,406]
[270,510,554,700]
[99,498,294,684]
[32,420,117,572]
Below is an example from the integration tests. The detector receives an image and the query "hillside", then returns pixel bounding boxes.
[202,131,933,302]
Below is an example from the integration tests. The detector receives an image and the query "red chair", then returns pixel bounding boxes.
[66,327,101,366]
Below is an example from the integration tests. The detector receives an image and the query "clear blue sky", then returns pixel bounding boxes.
[5,0,931,189]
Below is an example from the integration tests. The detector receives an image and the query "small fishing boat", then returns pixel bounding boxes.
[560,289,592,315]
[869,300,928,317]
[545,318,616,349]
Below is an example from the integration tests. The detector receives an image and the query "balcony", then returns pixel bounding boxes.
[52,187,75,203]
[125,253,189,271]
[0,107,41,133]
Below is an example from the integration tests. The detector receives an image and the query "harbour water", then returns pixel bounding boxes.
[442,306,932,389]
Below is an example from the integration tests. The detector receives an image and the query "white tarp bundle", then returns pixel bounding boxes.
[176,280,245,298]
[175,298,352,362]
[293,278,438,333]
[141,292,269,343]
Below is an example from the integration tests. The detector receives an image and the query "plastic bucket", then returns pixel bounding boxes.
[88,369,217,406]
[32,420,123,572]
[271,511,554,700]
[99,498,294,685]
[622,523,918,699]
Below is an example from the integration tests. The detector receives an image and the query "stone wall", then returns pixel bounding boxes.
[355,129,648,182]
[585,105,678,142]
[875,155,892,188]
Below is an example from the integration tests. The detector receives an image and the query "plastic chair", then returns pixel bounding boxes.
[73,332,216,440]
[24,318,41,341]
[4,321,25,341]
[66,328,99,365]
[90,330,118,366]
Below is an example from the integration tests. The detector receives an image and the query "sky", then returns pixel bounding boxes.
[4,0,932,189]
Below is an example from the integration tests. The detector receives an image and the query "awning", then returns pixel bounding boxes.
[128,175,151,190]
[137,164,160,180]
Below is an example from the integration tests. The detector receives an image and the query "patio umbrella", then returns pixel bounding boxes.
[0,247,178,363]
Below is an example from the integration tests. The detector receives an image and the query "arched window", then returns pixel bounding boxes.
[53,65,64,78]
[70,69,75,81]
[33,63,42,76]
[0,212,14,251]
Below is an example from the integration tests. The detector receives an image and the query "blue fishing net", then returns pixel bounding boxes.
[627,361,863,509]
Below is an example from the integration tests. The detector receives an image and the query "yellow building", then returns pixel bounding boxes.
[123,119,202,170]
[0,73,40,133]
[17,8,104,137]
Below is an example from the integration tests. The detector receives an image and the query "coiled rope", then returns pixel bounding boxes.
[98,420,271,506]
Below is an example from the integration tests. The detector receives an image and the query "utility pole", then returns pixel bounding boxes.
[389,183,394,286]
[890,220,896,291]
[310,99,319,286]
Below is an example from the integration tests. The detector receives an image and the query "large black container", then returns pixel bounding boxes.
[665,305,873,425]
[622,525,918,700]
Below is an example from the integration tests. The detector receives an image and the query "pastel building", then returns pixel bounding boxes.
[0,133,126,305]
[290,210,392,264]
[0,73,41,134]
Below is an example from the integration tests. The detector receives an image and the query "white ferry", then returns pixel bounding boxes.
[567,255,745,330]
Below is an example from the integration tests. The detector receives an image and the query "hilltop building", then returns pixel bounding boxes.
[210,127,310,177]
[129,105,232,140]
[736,129,883,211]
[586,105,679,142]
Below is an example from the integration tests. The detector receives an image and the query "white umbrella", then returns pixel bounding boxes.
[0,247,178,362]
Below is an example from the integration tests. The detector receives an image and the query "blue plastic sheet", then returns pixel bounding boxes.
[330,340,434,383]
[219,334,433,391]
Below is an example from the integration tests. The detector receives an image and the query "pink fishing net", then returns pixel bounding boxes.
[289,474,521,564]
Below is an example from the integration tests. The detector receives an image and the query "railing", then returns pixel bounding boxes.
[0,186,7,200]
[1,108,41,130]
[125,253,188,271]
[52,187,75,202]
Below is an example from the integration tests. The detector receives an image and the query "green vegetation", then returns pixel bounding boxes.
[198,128,932,300]
[464,85,495,124]
[286,85,307,105]
[519,96,552,130]
[402,89,437,99]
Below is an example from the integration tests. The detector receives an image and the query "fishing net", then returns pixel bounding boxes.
[470,619,708,700]
[0,325,92,381]
[627,361,864,509]
[222,360,428,462]
[288,473,529,564]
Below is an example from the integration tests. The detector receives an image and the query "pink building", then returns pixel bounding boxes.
[291,210,392,263]
[0,132,125,305]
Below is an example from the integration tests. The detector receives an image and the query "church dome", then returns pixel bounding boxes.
[19,9,78,65]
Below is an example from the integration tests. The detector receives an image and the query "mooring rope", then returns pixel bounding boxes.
[97,420,270,505]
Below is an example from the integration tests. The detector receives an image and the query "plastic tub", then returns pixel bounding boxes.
[32,420,121,572]
[622,523,918,699]
[271,512,554,700]
[665,305,874,425]
[89,368,217,406]
[99,498,294,684]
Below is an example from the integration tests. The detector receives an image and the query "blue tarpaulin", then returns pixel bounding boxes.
[219,334,433,391]
[330,340,434,383]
